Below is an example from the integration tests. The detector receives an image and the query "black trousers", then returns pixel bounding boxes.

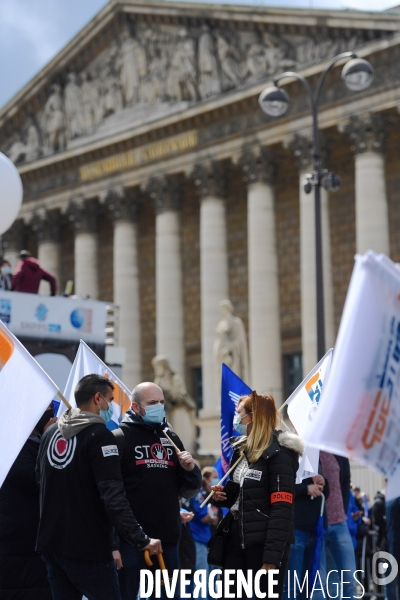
[222,519,290,600]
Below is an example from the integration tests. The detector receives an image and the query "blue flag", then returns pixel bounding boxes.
[220,363,252,473]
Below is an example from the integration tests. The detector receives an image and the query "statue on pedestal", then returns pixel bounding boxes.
[152,355,196,452]
[214,299,250,399]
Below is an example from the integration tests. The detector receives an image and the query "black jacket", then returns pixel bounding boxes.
[216,430,303,567]
[293,474,330,531]
[334,454,351,514]
[0,436,51,599]
[113,410,201,545]
[36,419,149,562]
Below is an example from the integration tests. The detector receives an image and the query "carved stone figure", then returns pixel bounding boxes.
[214,299,250,398]
[143,46,167,104]
[152,355,196,452]
[64,73,85,139]
[7,134,26,164]
[102,65,123,117]
[246,42,269,81]
[168,28,197,102]
[81,72,99,134]
[42,84,66,152]
[118,29,147,105]
[216,33,243,89]
[198,25,221,99]
[25,118,41,162]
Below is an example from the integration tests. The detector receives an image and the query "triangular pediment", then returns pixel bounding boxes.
[0,0,397,167]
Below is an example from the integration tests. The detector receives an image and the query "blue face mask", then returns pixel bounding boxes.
[233,414,248,436]
[211,478,220,486]
[99,395,113,424]
[140,402,165,424]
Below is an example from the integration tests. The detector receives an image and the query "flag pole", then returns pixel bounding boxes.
[57,390,72,410]
[200,451,245,509]
[163,431,181,453]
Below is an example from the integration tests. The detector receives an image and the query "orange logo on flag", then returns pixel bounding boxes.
[0,328,14,370]
[104,373,131,416]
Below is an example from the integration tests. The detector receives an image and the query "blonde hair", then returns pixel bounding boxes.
[239,391,278,463]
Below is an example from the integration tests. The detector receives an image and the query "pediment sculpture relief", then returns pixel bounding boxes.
[2,19,369,165]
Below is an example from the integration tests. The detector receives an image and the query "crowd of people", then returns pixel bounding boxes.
[0,376,398,600]
[0,250,57,295]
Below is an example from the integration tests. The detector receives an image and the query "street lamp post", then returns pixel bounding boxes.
[259,54,374,361]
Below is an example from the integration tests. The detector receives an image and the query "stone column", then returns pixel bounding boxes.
[288,133,335,375]
[32,209,61,295]
[68,198,99,299]
[147,176,185,379]
[2,219,25,269]
[193,161,228,454]
[241,147,282,404]
[340,113,389,255]
[107,188,142,389]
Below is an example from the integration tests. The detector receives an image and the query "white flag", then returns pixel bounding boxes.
[0,320,59,488]
[285,349,333,483]
[57,340,132,429]
[304,251,400,500]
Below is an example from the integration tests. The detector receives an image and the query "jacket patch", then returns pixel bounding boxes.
[47,430,77,469]
[270,491,293,504]
[245,469,262,481]
[160,437,173,447]
[101,445,119,457]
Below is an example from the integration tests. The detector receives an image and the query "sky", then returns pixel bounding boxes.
[0,0,397,110]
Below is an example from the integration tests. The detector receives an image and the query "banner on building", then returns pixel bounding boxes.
[286,349,333,483]
[0,290,108,345]
[220,363,252,473]
[304,252,400,499]
[57,340,131,430]
[0,319,59,488]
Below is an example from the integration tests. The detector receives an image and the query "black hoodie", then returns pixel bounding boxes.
[113,410,201,544]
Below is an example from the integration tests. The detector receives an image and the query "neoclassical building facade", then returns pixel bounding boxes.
[1,0,400,453]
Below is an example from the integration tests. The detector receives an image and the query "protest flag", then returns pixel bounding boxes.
[303,252,400,500]
[220,363,251,473]
[57,340,132,430]
[0,319,59,488]
[284,349,333,483]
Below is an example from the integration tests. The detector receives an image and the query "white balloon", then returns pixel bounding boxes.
[0,152,23,235]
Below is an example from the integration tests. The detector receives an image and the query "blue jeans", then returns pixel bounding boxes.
[194,541,210,598]
[282,529,327,600]
[118,540,179,600]
[42,553,121,600]
[325,521,357,599]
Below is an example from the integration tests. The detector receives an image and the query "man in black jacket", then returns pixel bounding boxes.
[112,381,201,600]
[36,374,161,600]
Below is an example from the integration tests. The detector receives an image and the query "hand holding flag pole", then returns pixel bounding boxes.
[199,447,246,508]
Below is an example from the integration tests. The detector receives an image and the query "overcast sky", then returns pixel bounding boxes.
[0,0,397,110]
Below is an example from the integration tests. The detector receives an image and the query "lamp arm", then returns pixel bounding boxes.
[274,71,319,168]
[314,51,356,106]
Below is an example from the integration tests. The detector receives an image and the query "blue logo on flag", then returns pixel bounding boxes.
[220,363,251,474]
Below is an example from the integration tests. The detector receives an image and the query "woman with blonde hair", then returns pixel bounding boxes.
[211,391,303,599]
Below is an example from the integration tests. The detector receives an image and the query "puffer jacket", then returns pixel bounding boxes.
[217,430,303,567]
